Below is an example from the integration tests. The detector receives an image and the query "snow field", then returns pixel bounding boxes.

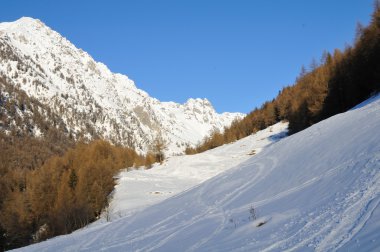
[107,122,288,219]
[16,95,380,251]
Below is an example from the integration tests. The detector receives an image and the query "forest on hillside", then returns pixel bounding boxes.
[187,3,380,154]
[0,135,163,250]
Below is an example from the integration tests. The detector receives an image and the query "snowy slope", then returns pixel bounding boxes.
[16,95,380,251]
[107,122,288,219]
[0,17,243,154]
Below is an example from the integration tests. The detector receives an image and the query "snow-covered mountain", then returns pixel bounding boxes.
[17,94,380,251]
[0,17,243,154]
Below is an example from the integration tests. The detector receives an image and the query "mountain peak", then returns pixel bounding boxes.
[0,18,243,154]
[15,16,42,24]
[0,17,44,31]
[185,98,213,109]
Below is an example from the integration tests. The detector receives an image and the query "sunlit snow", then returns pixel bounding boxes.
[16,95,380,251]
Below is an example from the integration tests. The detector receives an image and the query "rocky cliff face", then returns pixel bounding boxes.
[0,17,243,154]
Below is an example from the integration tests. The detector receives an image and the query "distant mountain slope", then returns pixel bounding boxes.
[0,76,74,172]
[0,17,243,154]
[18,95,380,251]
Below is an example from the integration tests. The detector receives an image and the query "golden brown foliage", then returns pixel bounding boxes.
[0,140,149,250]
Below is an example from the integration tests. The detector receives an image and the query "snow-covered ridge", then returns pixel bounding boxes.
[0,17,243,153]
[17,95,380,251]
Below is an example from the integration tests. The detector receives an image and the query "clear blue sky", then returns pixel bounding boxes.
[1,0,374,113]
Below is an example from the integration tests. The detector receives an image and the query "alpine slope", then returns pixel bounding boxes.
[16,94,380,251]
[106,122,288,220]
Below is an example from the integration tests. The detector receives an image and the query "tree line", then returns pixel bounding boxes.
[187,3,380,154]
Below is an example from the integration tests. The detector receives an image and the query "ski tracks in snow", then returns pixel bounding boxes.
[261,153,380,251]
[183,156,279,251]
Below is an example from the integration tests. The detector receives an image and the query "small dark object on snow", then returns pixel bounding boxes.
[256,221,266,227]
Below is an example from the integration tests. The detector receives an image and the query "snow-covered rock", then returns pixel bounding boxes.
[0,17,243,154]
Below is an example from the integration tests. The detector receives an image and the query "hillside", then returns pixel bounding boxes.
[189,6,380,155]
[107,122,287,219]
[16,94,380,251]
[0,17,242,154]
